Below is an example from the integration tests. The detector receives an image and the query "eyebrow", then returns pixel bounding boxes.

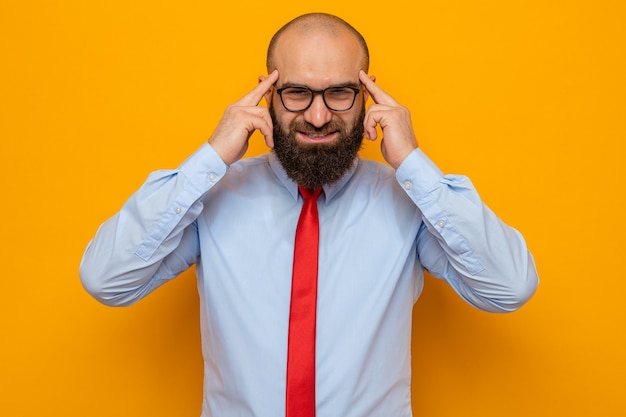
[276,81,360,90]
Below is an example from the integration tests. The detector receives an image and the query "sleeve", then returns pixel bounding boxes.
[395,148,539,313]
[79,143,228,307]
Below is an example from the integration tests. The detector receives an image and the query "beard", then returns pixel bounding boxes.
[270,104,365,190]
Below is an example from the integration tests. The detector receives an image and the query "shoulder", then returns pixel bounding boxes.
[224,153,274,182]
[357,157,394,175]
[336,157,413,207]
[210,153,288,197]
[229,153,272,172]
[353,157,398,188]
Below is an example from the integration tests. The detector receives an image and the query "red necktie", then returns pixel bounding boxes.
[286,186,322,417]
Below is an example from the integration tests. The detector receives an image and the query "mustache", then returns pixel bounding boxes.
[290,120,344,135]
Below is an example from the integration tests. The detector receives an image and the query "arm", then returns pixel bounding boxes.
[80,71,280,306]
[359,71,538,312]
[397,149,538,312]
[79,144,226,306]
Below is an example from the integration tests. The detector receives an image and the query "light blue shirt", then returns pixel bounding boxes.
[80,143,538,417]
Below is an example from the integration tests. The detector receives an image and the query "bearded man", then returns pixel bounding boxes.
[80,12,538,417]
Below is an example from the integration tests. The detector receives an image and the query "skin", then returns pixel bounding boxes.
[208,25,418,170]
[264,29,365,146]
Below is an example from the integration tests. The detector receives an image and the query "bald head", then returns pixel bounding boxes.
[266,13,369,73]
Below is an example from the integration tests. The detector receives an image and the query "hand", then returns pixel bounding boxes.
[359,70,418,169]
[208,70,279,165]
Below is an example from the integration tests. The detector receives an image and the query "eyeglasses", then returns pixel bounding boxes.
[275,85,361,112]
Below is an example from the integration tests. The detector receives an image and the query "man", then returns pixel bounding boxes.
[80,12,538,417]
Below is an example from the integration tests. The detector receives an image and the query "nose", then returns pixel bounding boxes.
[302,94,333,128]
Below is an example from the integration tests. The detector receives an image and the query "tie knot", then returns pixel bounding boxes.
[298,186,322,201]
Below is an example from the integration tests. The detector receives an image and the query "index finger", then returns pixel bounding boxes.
[240,69,279,106]
[358,70,398,106]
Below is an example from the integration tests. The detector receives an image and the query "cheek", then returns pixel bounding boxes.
[279,114,298,132]
[336,111,361,129]
[275,109,301,130]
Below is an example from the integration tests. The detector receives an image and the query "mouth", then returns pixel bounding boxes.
[297,131,338,144]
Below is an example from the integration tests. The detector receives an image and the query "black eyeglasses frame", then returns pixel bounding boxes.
[274,85,362,112]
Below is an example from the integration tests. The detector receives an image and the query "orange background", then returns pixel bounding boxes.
[1,1,625,416]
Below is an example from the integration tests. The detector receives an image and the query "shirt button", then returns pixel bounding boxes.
[208,172,218,182]
[437,220,446,228]
[175,207,182,214]
[403,181,412,190]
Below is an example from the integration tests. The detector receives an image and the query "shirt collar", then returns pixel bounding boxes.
[268,151,359,204]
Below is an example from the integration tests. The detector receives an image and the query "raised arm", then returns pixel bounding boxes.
[80,72,279,306]
[359,70,538,312]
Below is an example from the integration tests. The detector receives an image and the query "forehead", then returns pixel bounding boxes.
[273,29,364,87]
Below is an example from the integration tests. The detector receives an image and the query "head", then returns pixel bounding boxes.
[262,13,371,189]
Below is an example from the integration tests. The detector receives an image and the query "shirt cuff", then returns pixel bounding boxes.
[394,148,443,201]
[179,143,229,194]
